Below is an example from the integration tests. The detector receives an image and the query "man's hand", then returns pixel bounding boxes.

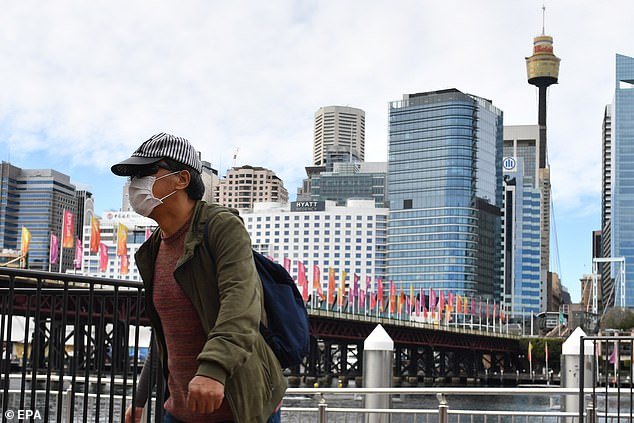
[186,375,224,414]
[124,404,143,423]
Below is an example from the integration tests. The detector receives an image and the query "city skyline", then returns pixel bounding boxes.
[2,1,634,302]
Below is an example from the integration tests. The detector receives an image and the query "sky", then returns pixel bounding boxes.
[1,0,633,302]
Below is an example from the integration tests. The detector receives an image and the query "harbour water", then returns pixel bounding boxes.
[2,375,633,422]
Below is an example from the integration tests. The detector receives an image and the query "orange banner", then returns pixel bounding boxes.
[90,217,101,253]
[62,210,75,249]
[116,223,128,256]
[120,254,129,275]
[327,268,336,305]
[338,270,347,308]
[20,227,31,255]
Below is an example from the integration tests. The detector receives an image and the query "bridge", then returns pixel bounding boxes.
[1,267,631,422]
[0,267,524,388]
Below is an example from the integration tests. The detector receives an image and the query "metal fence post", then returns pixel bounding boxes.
[318,394,327,423]
[585,401,596,423]
[64,387,73,423]
[437,393,448,423]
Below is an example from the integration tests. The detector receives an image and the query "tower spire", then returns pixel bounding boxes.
[542,4,546,35]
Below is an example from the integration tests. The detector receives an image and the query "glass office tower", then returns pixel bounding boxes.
[612,54,634,307]
[387,89,503,297]
[0,162,79,271]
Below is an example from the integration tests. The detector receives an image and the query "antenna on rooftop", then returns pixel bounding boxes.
[541,3,546,35]
[232,147,239,167]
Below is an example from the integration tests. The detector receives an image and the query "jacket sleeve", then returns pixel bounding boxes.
[195,211,261,385]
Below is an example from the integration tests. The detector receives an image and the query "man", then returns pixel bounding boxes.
[113,133,286,423]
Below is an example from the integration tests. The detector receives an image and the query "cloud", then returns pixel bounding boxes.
[0,0,633,217]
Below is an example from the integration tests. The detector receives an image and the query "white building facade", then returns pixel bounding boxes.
[243,200,388,290]
[81,211,156,282]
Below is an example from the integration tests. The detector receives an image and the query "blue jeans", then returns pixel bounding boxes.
[163,409,281,422]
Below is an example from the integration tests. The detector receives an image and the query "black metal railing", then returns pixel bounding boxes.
[0,267,163,422]
[579,335,634,422]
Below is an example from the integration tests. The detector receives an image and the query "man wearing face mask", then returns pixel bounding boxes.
[112,133,286,423]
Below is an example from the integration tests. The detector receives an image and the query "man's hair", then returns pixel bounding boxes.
[163,158,205,200]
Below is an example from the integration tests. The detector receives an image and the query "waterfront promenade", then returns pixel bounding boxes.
[1,267,633,421]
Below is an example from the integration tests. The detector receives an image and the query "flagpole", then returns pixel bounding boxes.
[545,342,549,385]
[58,213,65,274]
[48,233,52,273]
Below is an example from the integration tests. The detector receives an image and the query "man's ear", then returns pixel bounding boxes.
[175,170,191,190]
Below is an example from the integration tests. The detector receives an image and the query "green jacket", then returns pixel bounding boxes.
[135,201,287,423]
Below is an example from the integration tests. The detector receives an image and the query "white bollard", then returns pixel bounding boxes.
[363,324,393,423]
[561,327,594,423]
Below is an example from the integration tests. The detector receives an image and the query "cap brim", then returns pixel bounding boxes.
[111,156,162,176]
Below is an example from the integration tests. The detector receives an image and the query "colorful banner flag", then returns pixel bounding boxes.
[528,342,533,364]
[389,281,396,314]
[370,293,377,311]
[116,223,128,256]
[377,279,384,308]
[50,234,59,265]
[74,237,82,269]
[298,261,309,302]
[120,254,129,275]
[429,289,436,310]
[338,270,347,308]
[359,287,366,309]
[313,264,324,300]
[89,217,101,253]
[609,342,617,364]
[98,243,108,272]
[327,268,336,305]
[438,291,445,311]
[62,210,75,249]
[20,227,31,255]
[409,285,414,314]
[397,290,405,315]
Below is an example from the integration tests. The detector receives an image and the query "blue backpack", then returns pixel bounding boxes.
[203,220,311,369]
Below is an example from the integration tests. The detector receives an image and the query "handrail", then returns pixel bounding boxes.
[0,267,143,288]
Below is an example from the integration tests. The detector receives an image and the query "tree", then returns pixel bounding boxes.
[600,307,634,331]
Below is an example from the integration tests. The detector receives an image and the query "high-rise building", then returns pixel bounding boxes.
[297,161,388,208]
[502,125,544,316]
[0,162,80,271]
[600,105,614,308]
[387,89,503,297]
[610,53,634,307]
[502,154,542,318]
[214,165,288,211]
[201,160,220,204]
[313,106,365,166]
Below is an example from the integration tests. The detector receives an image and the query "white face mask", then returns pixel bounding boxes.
[128,171,179,217]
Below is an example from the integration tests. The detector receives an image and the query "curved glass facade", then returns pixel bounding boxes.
[387,89,503,298]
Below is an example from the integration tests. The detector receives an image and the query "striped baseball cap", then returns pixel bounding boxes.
[111,133,203,176]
